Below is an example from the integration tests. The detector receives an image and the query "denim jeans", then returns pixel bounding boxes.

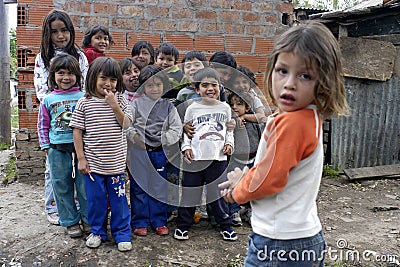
[244,231,326,267]
[47,149,88,227]
[44,156,57,214]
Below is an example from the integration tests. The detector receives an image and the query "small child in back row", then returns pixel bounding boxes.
[70,57,133,252]
[82,25,113,64]
[127,65,182,237]
[174,68,237,241]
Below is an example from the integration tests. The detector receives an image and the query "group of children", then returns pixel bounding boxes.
[35,8,349,265]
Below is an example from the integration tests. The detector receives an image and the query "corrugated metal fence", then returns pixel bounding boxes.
[331,77,400,169]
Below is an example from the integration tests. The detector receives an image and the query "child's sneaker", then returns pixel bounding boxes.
[173,228,189,240]
[82,222,91,235]
[67,223,83,238]
[47,213,60,225]
[86,233,102,248]
[220,226,237,241]
[232,212,243,226]
[117,241,132,252]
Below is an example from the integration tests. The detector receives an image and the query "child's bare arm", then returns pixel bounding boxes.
[73,128,90,174]
[104,90,131,128]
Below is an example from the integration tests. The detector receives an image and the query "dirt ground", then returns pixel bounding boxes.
[0,149,399,267]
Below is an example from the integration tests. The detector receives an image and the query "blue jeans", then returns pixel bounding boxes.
[129,147,169,229]
[47,149,87,227]
[85,172,131,243]
[44,156,57,214]
[245,231,326,267]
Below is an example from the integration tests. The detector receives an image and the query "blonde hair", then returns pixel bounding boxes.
[264,21,349,118]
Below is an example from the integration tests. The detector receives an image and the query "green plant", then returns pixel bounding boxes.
[0,143,11,150]
[11,106,18,130]
[323,164,340,178]
[2,155,16,185]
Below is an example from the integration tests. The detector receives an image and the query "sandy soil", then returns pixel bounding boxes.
[0,149,399,267]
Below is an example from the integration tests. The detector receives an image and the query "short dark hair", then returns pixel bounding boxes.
[193,68,221,89]
[155,42,179,63]
[85,57,124,98]
[82,25,114,48]
[209,51,237,69]
[48,53,82,91]
[137,65,170,94]
[237,65,258,86]
[181,51,209,73]
[119,57,142,74]
[131,41,155,64]
[227,91,254,112]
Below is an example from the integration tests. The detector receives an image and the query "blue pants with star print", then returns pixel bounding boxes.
[85,172,131,243]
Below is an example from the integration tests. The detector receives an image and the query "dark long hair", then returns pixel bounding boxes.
[40,9,80,69]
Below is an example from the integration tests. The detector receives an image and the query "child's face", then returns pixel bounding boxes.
[232,76,251,93]
[90,31,110,53]
[95,71,118,99]
[229,95,250,117]
[272,52,317,113]
[183,58,205,82]
[133,48,152,66]
[50,19,70,49]
[122,64,140,92]
[144,77,163,100]
[155,53,175,69]
[55,68,76,90]
[195,77,220,102]
[213,66,232,86]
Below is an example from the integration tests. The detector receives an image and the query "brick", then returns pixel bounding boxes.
[110,32,127,50]
[121,5,142,16]
[18,111,39,131]
[200,23,224,34]
[255,2,273,12]
[254,37,274,54]
[210,0,231,9]
[17,27,42,47]
[265,14,278,24]
[243,12,260,22]
[106,51,132,62]
[177,21,199,32]
[172,8,193,19]
[16,133,29,141]
[85,16,109,28]
[15,140,40,151]
[148,7,170,18]
[111,17,136,30]
[18,0,53,5]
[187,0,203,8]
[195,36,224,52]
[220,11,240,22]
[26,7,53,26]
[233,0,252,11]
[225,24,245,35]
[65,1,91,13]
[94,3,118,14]
[164,34,194,52]
[277,3,293,14]
[246,25,267,36]
[163,0,184,6]
[127,33,161,50]
[152,19,175,32]
[225,36,252,53]
[195,10,216,20]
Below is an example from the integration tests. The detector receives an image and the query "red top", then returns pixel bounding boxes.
[83,46,106,64]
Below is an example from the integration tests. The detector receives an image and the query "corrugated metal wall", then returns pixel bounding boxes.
[331,77,400,169]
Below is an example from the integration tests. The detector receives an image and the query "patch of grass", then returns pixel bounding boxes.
[0,143,11,150]
[323,164,340,178]
[2,155,16,185]
[11,106,18,130]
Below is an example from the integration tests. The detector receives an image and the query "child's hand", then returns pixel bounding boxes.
[183,149,194,164]
[226,119,236,131]
[104,89,119,109]
[223,144,233,155]
[183,122,195,139]
[238,115,246,128]
[219,166,249,203]
[78,158,90,174]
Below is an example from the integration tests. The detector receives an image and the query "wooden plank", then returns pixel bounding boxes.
[339,36,396,81]
[344,164,400,180]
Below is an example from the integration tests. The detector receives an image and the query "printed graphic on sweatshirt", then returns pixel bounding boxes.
[195,113,227,142]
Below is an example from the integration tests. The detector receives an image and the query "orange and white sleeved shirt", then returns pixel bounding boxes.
[233,105,323,239]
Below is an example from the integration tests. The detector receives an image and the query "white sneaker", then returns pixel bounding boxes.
[86,233,102,248]
[47,213,60,225]
[117,242,132,252]
[232,212,242,226]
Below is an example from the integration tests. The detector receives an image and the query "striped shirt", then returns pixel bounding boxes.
[69,94,132,175]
